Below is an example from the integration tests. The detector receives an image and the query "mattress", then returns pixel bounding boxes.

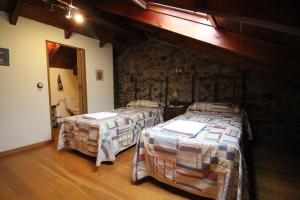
[57,105,163,166]
[133,106,251,200]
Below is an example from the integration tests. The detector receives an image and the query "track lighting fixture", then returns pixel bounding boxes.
[65,7,72,19]
[65,0,72,19]
[74,13,84,23]
[45,0,84,24]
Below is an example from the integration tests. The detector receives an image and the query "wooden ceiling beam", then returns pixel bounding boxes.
[207,15,218,29]
[148,0,198,11]
[22,0,122,42]
[199,9,300,37]
[9,0,24,25]
[96,1,300,86]
[99,31,116,48]
[64,21,76,39]
[72,0,147,41]
[47,42,60,59]
[146,3,210,26]
[197,0,300,29]
[64,30,72,39]
[97,2,285,65]
[150,0,300,36]
[21,0,127,44]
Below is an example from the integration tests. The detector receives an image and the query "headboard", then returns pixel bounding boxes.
[133,76,168,105]
[191,70,247,108]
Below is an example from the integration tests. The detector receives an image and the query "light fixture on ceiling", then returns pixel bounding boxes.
[65,7,72,19]
[46,0,84,24]
[65,0,84,24]
[65,0,72,19]
[74,13,84,24]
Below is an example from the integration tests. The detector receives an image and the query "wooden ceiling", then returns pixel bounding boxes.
[48,42,77,69]
[1,0,300,86]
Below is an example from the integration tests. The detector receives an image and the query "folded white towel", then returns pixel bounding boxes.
[163,120,206,137]
[83,112,118,120]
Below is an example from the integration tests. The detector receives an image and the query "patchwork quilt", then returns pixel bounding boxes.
[133,103,251,200]
[57,105,163,166]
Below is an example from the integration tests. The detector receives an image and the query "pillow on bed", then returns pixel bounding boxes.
[187,102,241,114]
[126,100,161,108]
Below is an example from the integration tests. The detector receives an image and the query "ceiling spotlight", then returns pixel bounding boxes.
[65,7,72,19]
[74,13,84,24]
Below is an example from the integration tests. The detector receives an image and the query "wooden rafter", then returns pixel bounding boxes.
[147,2,210,26]
[72,0,147,41]
[96,1,300,86]
[7,0,147,48]
[207,15,218,29]
[64,30,72,39]
[99,31,116,48]
[47,42,60,59]
[149,0,300,36]
[10,0,23,25]
[148,0,198,11]
[201,9,300,37]
[97,2,285,64]
[64,21,76,39]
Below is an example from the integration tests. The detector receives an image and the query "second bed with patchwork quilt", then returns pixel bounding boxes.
[57,100,163,166]
[133,102,251,200]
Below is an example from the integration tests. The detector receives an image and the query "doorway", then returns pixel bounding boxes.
[46,41,87,141]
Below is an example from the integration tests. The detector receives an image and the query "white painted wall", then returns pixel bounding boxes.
[0,11,114,152]
[49,67,79,118]
[49,67,79,107]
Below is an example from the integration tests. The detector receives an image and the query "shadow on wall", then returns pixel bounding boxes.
[115,37,300,144]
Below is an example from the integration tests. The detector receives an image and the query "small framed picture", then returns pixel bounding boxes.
[95,69,103,81]
[0,48,10,66]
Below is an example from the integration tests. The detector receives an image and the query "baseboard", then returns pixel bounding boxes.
[0,140,52,157]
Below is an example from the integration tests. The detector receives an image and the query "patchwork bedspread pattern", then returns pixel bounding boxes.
[133,111,249,200]
[57,107,163,166]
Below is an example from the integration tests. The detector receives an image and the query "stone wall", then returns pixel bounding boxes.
[115,37,300,143]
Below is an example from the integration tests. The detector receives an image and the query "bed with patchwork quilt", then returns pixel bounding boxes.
[57,100,163,166]
[133,102,252,200]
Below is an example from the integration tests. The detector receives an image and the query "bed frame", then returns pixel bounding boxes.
[191,70,247,108]
[133,76,168,105]
[132,70,247,108]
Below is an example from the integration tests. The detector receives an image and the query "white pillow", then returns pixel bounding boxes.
[187,102,241,114]
[126,100,161,108]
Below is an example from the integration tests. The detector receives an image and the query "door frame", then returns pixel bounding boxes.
[45,40,87,140]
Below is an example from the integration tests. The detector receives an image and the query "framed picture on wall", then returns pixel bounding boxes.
[0,48,10,66]
[95,69,103,81]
